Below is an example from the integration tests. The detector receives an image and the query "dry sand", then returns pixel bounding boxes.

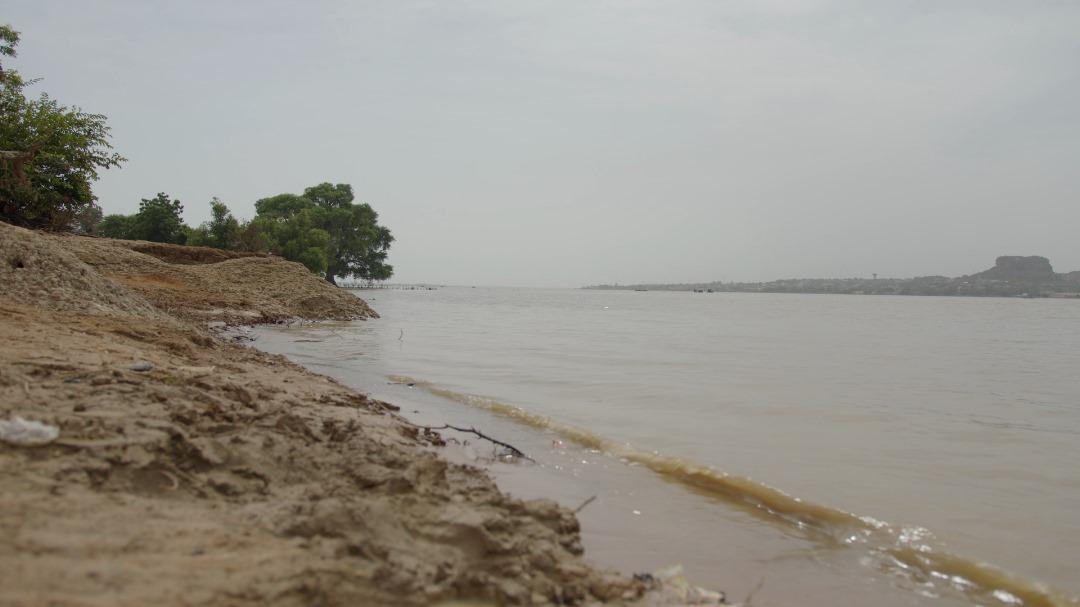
[0,222,714,606]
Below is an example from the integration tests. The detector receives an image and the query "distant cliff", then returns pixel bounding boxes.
[967,256,1058,283]
[585,256,1080,298]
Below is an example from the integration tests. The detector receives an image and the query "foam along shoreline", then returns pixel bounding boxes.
[0,221,707,606]
[389,375,1080,607]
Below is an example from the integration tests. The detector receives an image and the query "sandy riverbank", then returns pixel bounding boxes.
[0,222,723,606]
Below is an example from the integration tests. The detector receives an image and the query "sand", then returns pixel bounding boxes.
[0,222,714,606]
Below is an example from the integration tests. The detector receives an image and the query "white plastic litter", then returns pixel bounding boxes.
[0,416,60,446]
[651,564,726,605]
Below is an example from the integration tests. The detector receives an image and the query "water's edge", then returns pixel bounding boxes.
[392,374,1078,607]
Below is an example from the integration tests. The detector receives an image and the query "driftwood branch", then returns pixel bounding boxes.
[573,495,597,513]
[742,577,765,606]
[407,422,534,462]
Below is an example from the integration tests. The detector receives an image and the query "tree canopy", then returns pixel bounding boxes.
[187,197,241,249]
[131,193,186,244]
[98,213,134,240]
[0,25,125,229]
[254,183,393,283]
[99,192,186,244]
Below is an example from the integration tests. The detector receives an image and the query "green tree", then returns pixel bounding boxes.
[207,197,240,249]
[0,25,125,229]
[251,193,330,272]
[303,182,354,209]
[184,225,207,246]
[129,192,187,244]
[303,183,394,283]
[1,25,20,85]
[253,212,331,274]
[253,193,310,221]
[187,197,241,249]
[253,183,394,283]
[236,219,271,253]
[99,213,134,239]
[72,202,103,235]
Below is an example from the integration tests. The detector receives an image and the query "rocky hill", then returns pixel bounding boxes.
[966,256,1059,284]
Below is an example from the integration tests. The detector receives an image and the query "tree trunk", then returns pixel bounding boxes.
[325,273,337,285]
[1,143,45,186]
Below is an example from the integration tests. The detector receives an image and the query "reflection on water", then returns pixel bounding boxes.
[255,288,1080,607]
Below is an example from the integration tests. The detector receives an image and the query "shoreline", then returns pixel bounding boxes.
[252,289,1080,607]
[0,222,714,606]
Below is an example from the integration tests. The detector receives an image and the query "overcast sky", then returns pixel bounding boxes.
[6,1,1079,286]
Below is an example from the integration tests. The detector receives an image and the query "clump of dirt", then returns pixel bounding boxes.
[0,222,679,606]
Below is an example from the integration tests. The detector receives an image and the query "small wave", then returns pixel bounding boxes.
[970,418,1080,436]
[391,374,1080,607]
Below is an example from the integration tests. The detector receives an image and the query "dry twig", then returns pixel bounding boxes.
[742,577,765,606]
[573,495,597,513]
[407,422,534,462]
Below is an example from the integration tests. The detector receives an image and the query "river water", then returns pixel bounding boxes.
[254,288,1080,607]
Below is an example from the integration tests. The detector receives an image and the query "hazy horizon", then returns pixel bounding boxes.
[6,1,1080,287]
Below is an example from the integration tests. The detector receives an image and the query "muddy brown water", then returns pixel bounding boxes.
[254,288,1080,607]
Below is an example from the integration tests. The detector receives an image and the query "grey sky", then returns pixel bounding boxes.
[6,1,1079,286]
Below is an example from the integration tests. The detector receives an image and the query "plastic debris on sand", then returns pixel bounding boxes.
[649,564,727,605]
[0,416,60,446]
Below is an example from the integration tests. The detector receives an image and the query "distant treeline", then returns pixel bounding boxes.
[587,257,1080,298]
[94,183,393,284]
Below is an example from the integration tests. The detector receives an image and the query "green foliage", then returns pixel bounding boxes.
[303,182,354,209]
[129,192,187,244]
[207,197,241,249]
[183,225,207,246]
[72,202,103,235]
[187,197,242,249]
[253,183,393,283]
[0,25,18,63]
[0,25,125,230]
[324,200,395,282]
[236,219,271,253]
[99,213,134,239]
[253,193,310,221]
[94,182,391,283]
[258,212,331,274]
